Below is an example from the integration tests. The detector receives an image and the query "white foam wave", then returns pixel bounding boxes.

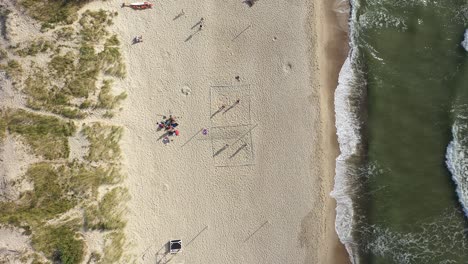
[331,0,364,263]
[461,29,468,52]
[332,59,362,264]
[446,120,468,217]
[359,10,407,30]
[360,211,468,264]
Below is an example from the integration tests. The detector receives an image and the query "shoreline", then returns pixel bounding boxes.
[312,0,351,263]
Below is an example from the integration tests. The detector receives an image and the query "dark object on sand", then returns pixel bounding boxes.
[133,35,143,44]
[122,2,153,9]
[243,0,258,7]
[169,240,182,254]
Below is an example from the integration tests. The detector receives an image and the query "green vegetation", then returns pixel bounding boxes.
[106,34,120,46]
[32,224,84,264]
[98,80,127,109]
[103,110,115,119]
[24,66,82,118]
[79,9,115,43]
[100,44,126,78]
[0,59,23,82]
[0,3,129,263]
[20,0,85,30]
[0,163,74,225]
[5,109,75,159]
[16,10,126,119]
[53,27,75,41]
[0,48,7,61]
[67,44,99,98]
[16,38,54,57]
[0,160,127,263]
[0,161,124,222]
[62,162,123,200]
[0,112,6,140]
[102,230,126,263]
[48,51,76,80]
[83,123,123,162]
[84,187,128,231]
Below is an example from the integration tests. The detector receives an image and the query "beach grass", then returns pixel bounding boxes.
[100,35,126,78]
[84,187,128,231]
[102,230,126,263]
[103,110,115,119]
[16,38,54,57]
[8,9,127,119]
[0,4,129,263]
[0,59,23,82]
[0,112,6,140]
[98,80,127,109]
[23,67,82,118]
[20,0,85,30]
[0,163,75,225]
[0,161,124,224]
[67,44,100,98]
[82,123,123,162]
[53,27,75,41]
[48,51,77,81]
[79,9,115,44]
[32,224,84,264]
[5,109,75,159]
[0,161,127,263]
[63,162,124,200]
[0,48,7,61]
[100,45,126,78]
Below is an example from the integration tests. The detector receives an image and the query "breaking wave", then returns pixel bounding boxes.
[446,106,468,217]
[331,0,366,263]
[461,30,468,52]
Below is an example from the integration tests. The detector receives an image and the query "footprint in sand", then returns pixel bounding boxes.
[283,62,293,74]
[181,86,192,96]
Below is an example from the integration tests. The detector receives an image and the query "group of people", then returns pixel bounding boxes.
[158,115,180,137]
[133,35,143,44]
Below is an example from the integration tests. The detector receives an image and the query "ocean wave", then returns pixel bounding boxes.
[446,115,468,217]
[331,0,366,262]
[358,211,468,264]
[332,59,360,264]
[359,10,407,30]
[461,29,468,52]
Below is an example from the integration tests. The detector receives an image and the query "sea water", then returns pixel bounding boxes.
[332,0,468,263]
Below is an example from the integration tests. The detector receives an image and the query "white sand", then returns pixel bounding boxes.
[88,0,348,263]
[0,227,31,263]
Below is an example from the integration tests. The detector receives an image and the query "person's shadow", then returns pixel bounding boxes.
[155,242,172,264]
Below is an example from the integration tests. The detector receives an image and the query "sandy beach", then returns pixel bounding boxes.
[84,0,350,263]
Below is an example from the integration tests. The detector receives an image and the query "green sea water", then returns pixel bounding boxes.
[337,0,468,263]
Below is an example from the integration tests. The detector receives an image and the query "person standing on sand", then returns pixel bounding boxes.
[199,18,204,30]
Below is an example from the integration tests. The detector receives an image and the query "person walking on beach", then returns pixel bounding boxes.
[199,18,204,30]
